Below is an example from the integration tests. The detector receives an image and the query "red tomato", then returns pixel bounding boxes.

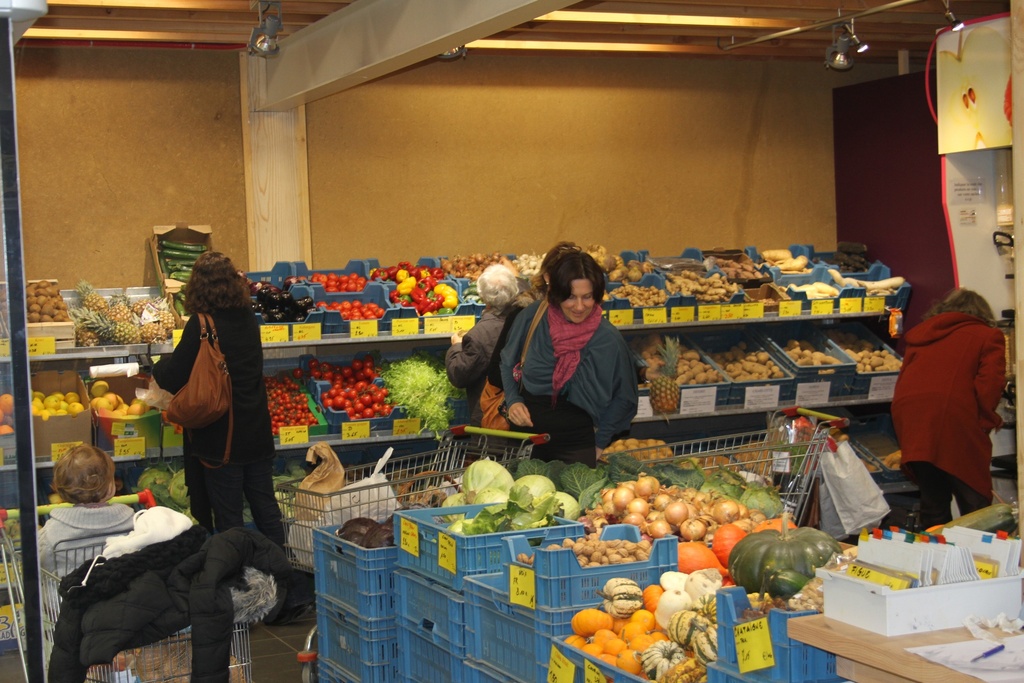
[351,359,364,371]
[362,408,375,419]
[381,405,393,416]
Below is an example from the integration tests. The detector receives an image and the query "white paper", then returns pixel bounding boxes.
[635,395,654,419]
[868,374,897,400]
[743,384,780,410]
[906,633,1024,682]
[795,381,830,405]
[679,386,717,415]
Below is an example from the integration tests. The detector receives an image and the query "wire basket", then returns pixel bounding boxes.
[277,426,548,571]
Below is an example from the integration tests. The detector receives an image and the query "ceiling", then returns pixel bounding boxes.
[22,0,1010,66]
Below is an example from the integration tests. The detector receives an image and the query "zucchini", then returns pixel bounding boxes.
[160,239,207,253]
[162,259,194,272]
[173,297,186,316]
[927,503,1017,534]
[158,247,201,261]
[168,271,192,283]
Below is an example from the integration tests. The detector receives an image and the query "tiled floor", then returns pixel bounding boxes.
[0,606,319,682]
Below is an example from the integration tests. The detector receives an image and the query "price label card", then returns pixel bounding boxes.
[391,318,419,336]
[28,337,56,356]
[680,386,718,416]
[451,316,476,333]
[722,303,743,320]
[698,304,722,321]
[743,384,780,411]
[547,646,575,683]
[608,309,633,327]
[172,329,184,347]
[509,565,536,609]
[795,381,830,406]
[584,659,604,683]
[847,562,913,590]
[260,325,289,344]
[279,425,308,445]
[868,374,897,401]
[350,320,379,338]
[423,317,452,335]
[342,421,371,440]
[864,296,887,313]
[51,441,82,461]
[438,533,456,574]
[0,448,4,467]
[671,306,695,323]
[743,302,765,319]
[642,307,667,325]
[110,421,128,437]
[113,437,146,457]
[635,396,654,419]
[735,617,775,673]
[399,518,419,558]
[810,299,834,316]
[0,338,10,357]
[292,323,322,341]
[974,558,999,579]
[392,418,422,436]
[771,450,793,474]
[778,300,802,318]
[839,297,863,314]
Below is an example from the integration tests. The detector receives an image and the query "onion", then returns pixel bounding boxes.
[647,519,672,539]
[602,500,617,516]
[711,498,743,525]
[646,510,664,523]
[601,488,615,504]
[622,512,647,528]
[748,509,767,524]
[663,500,690,526]
[621,481,637,491]
[627,498,650,517]
[634,476,660,500]
[652,493,672,512]
[678,518,708,541]
[611,486,636,512]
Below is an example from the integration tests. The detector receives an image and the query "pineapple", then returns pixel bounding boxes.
[650,336,682,415]
[75,280,109,315]
[108,292,136,326]
[139,322,166,344]
[74,325,101,347]
[72,308,141,345]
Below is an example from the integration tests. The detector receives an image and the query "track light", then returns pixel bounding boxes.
[825,25,854,71]
[943,0,964,32]
[845,20,869,53]
[248,1,282,58]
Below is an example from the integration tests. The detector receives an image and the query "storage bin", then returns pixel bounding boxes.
[464,658,516,683]
[395,568,467,655]
[685,330,795,406]
[398,618,467,683]
[316,596,399,683]
[819,322,902,399]
[753,321,857,400]
[552,640,649,683]
[313,525,398,619]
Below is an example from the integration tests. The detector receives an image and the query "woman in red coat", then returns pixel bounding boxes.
[891,288,1006,529]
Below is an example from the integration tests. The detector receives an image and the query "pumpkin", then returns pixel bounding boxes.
[654,588,693,630]
[727,520,841,594]
[677,541,727,576]
[684,568,723,602]
[692,625,718,664]
[640,640,687,681]
[598,577,644,618]
[642,584,664,613]
[571,608,613,637]
[667,609,712,649]
[765,568,810,599]
[711,522,748,567]
[693,593,717,621]
[661,658,707,683]
[751,516,797,533]
[615,649,644,676]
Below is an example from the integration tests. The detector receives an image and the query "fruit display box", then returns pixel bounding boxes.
[313,526,398,618]
[819,322,902,399]
[684,329,796,407]
[553,640,649,683]
[147,224,213,295]
[89,375,162,451]
[398,618,468,683]
[753,321,857,400]
[289,281,413,334]
[31,370,92,460]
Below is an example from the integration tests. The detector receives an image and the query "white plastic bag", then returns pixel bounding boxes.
[335,447,398,524]
[138,377,175,410]
[819,440,890,536]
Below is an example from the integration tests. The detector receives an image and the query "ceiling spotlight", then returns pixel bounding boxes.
[438,46,467,60]
[944,4,964,32]
[248,1,282,58]
[845,21,869,53]
[825,26,853,71]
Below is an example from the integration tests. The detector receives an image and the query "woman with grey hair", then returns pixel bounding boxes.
[446,264,520,426]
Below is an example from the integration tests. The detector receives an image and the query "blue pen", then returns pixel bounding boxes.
[970,644,1005,663]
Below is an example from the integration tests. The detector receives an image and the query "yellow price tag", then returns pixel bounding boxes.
[509,565,536,609]
[547,645,576,683]
[0,447,4,467]
[391,318,419,336]
[292,323,322,341]
[51,441,82,461]
[28,337,56,356]
[864,296,886,313]
[172,328,184,347]
[778,300,802,318]
[743,302,765,319]
[974,558,999,579]
[839,297,863,314]
[584,659,604,683]
[110,421,128,436]
[608,309,633,326]
[350,320,379,338]
[670,306,695,323]
[735,617,775,673]
[722,303,743,320]
[260,325,289,343]
[642,307,667,325]
[279,425,308,445]
[113,437,146,457]
[698,304,722,321]
[452,316,476,333]
[0,338,10,357]
[810,299,834,316]
[392,418,422,436]
[342,420,371,440]
[423,317,452,335]
[847,562,913,590]
[399,518,419,558]
[438,533,456,574]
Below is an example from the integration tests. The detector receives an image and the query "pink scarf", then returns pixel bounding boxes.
[548,302,603,402]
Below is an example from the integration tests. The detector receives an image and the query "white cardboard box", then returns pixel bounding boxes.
[817,568,1023,636]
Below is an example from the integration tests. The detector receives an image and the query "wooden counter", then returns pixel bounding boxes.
[788,614,992,683]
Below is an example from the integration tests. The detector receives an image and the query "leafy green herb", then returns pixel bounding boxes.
[380,352,464,435]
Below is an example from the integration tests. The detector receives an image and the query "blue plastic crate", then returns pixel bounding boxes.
[501,524,679,610]
[395,505,584,590]
[753,321,857,400]
[317,649,399,683]
[462,572,575,683]
[395,568,467,655]
[313,526,398,618]
[685,329,795,406]
[845,413,902,481]
[398,619,467,683]
[553,640,649,683]
[246,261,312,288]
[819,322,902,398]
[310,377,407,433]
[716,587,841,683]
[289,281,411,334]
[317,596,400,680]
[464,658,518,683]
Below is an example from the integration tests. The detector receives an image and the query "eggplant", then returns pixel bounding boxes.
[362,518,394,548]
[282,275,303,290]
[293,312,309,322]
[257,284,282,305]
[251,301,264,313]
[337,517,378,543]
[249,280,265,296]
[294,296,315,312]
[265,309,288,323]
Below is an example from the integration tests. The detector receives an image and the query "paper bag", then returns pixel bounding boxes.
[287,442,347,567]
[335,447,398,524]
[819,440,890,536]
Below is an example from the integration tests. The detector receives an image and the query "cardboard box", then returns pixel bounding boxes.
[89,375,162,451]
[817,568,1023,636]
[147,224,213,295]
[31,370,92,461]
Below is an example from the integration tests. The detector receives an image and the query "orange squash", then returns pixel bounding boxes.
[572,608,613,637]
[643,584,664,613]
[711,523,748,568]
[677,541,728,576]
[564,634,587,649]
[752,517,797,533]
[615,649,644,675]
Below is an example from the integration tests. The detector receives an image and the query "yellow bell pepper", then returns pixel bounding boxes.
[395,268,410,283]
[396,277,417,295]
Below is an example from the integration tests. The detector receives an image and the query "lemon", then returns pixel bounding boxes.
[39,412,50,422]
[90,380,109,399]
[42,396,61,412]
[67,402,85,416]
[54,409,68,416]
[32,391,45,402]
[64,392,80,404]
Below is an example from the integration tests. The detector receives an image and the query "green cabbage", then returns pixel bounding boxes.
[473,488,510,505]
[514,474,556,501]
[552,492,581,520]
[441,492,467,507]
[463,459,515,495]
[136,465,173,492]
[740,484,784,518]
[168,469,189,508]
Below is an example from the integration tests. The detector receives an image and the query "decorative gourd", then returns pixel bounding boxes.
[571,608,613,637]
[659,571,689,592]
[684,568,723,602]
[693,593,717,622]
[667,609,712,649]
[677,541,727,576]
[598,577,644,618]
[692,625,718,664]
[711,522,748,567]
[640,640,687,681]
[654,588,693,629]
[727,517,841,594]
[661,658,707,683]
[643,584,664,613]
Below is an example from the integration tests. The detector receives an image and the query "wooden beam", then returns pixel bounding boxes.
[255,0,578,111]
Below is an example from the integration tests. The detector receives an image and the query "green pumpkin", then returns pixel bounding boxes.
[727,522,841,595]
